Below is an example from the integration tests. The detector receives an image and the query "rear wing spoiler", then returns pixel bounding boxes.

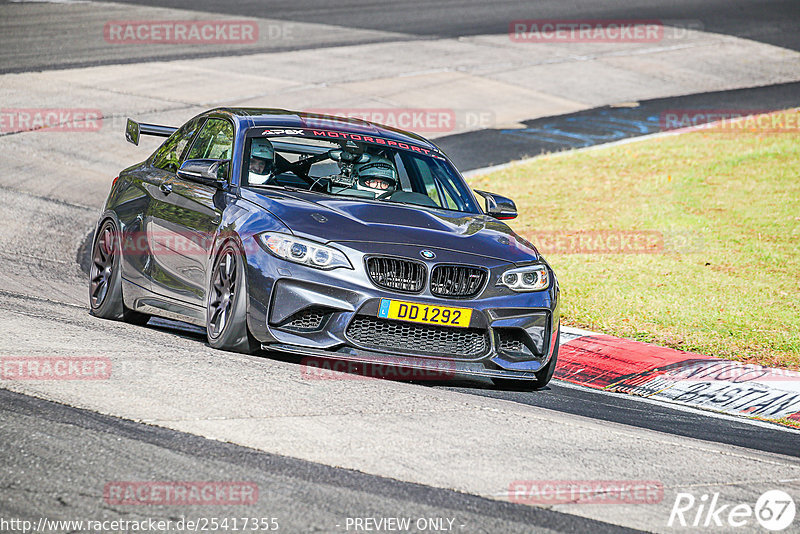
[125,118,177,146]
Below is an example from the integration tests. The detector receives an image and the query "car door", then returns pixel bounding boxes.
[148,117,234,308]
[141,117,205,295]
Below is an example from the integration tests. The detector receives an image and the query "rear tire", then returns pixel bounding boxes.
[206,241,259,354]
[493,325,560,391]
[88,219,150,325]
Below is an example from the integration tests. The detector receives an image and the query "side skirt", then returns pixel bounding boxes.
[122,278,206,327]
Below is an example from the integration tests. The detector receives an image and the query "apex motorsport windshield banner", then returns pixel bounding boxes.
[250,127,444,159]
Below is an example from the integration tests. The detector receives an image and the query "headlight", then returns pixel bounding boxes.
[259,232,352,270]
[498,265,549,291]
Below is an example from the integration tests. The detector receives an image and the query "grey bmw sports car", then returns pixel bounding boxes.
[89,108,560,388]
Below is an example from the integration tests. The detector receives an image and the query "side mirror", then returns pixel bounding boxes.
[177,159,229,188]
[474,190,517,220]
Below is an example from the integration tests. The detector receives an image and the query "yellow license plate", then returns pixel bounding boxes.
[377,298,472,328]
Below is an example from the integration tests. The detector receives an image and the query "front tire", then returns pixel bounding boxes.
[493,325,560,391]
[88,219,150,325]
[206,241,258,354]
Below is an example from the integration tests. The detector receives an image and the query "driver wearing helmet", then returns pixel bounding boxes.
[351,156,398,197]
[248,138,274,184]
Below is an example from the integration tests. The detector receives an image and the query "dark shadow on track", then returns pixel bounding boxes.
[434,382,800,458]
[437,81,800,171]
[113,0,800,52]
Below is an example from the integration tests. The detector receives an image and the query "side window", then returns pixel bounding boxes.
[151,118,203,172]
[409,157,459,209]
[407,158,440,206]
[406,154,467,211]
[187,119,234,161]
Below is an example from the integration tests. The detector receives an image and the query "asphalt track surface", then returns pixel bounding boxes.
[2,0,800,531]
[1,389,635,533]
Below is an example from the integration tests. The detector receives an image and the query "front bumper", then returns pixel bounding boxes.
[245,241,559,380]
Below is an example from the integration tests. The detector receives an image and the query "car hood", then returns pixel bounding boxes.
[243,189,540,263]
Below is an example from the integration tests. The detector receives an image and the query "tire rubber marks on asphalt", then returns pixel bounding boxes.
[501,110,661,149]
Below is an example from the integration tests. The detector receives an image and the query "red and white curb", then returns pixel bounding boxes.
[557,327,800,425]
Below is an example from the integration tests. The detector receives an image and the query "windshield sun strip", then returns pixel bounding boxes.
[247,127,443,159]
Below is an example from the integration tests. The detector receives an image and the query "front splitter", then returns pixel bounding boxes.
[266,343,540,381]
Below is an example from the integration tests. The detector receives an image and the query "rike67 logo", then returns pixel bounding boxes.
[668,490,795,531]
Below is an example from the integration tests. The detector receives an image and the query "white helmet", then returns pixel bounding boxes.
[249,138,274,176]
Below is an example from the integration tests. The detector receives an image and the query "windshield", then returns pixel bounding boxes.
[241,129,480,213]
